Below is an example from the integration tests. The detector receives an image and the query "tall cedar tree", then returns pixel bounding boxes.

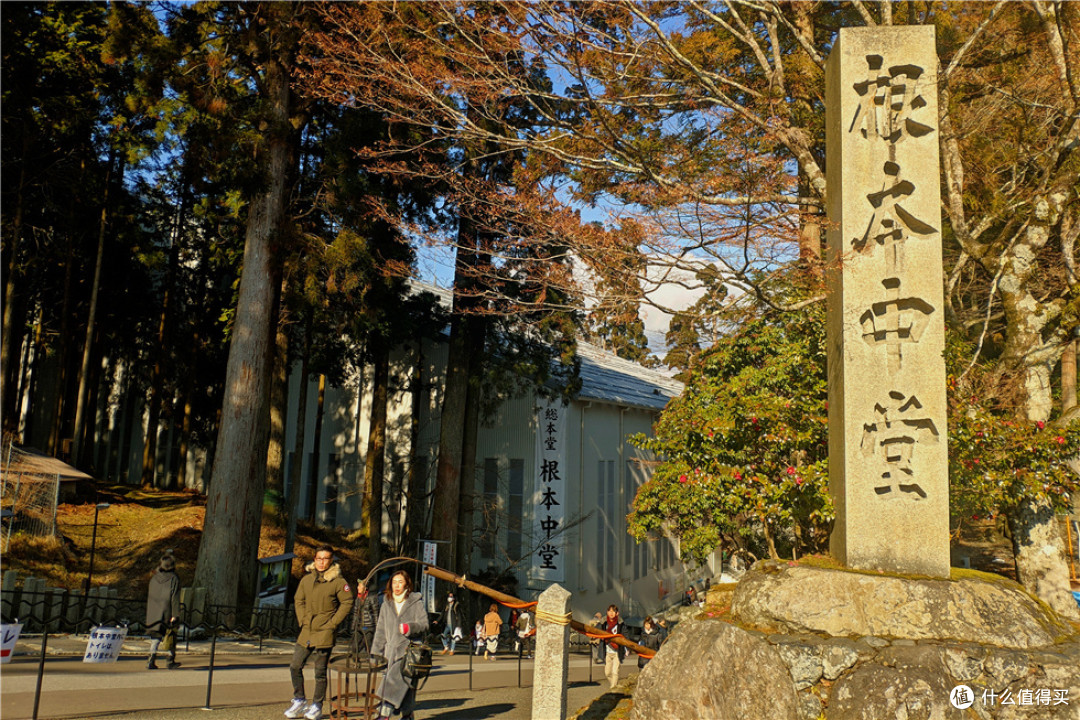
[177,2,312,608]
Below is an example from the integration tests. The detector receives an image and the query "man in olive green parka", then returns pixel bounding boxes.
[284,546,354,720]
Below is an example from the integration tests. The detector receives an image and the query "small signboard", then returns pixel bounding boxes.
[422,541,437,613]
[83,625,127,663]
[1,623,22,664]
[257,552,295,608]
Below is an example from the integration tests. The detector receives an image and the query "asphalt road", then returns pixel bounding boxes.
[1,646,635,720]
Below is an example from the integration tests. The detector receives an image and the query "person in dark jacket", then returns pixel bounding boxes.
[439,592,461,655]
[357,586,380,654]
[372,570,429,720]
[637,616,662,669]
[145,554,181,670]
[588,611,604,664]
[284,546,354,720]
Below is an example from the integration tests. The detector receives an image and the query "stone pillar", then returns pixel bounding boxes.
[825,26,950,578]
[532,584,571,720]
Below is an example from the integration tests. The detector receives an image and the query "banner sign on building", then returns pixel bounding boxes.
[532,398,567,582]
[422,541,438,613]
[83,625,127,663]
[1,623,22,664]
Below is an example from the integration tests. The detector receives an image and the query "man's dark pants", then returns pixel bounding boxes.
[291,644,331,704]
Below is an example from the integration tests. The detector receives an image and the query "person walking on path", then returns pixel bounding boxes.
[372,570,430,720]
[473,620,485,655]
[284,546,354,720]
[514,609,533,657]
[636,616,662,669]
[145,554,181,670]
[482,603,502,661]
[439,592,461,655]
[588,612,604,665]
[357,586,380,654]
[602,604,627,690]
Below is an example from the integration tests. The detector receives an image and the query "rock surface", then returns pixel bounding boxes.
[629,617,801,720]
[732,563,1071,649]
[630,564,1080,719]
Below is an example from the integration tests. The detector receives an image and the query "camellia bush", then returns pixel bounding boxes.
[629,311,1080,571]
[946,336,1080,529]
[628,307,832,564]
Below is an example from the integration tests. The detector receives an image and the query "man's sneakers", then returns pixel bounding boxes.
[284,698,307,719]
[303,702,323,719]
[166,660,181,670]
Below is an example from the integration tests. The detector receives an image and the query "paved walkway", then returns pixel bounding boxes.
[2,633,638,720]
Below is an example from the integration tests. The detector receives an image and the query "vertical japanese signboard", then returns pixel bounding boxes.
[532,398,566,582]
[422,541,438,613]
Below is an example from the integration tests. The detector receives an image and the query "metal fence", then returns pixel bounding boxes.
[0,581,308,641]
[1,444,61,552]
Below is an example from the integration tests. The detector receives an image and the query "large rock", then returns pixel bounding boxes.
[629,618,800,720]
[732,563,1072,649]
[830,641,1080,720]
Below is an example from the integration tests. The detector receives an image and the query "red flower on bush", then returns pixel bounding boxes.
[1057,436,1066,445]
[679,474,688,484]
[786,466,796,475]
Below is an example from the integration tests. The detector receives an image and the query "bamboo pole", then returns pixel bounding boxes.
[422,565,655,658]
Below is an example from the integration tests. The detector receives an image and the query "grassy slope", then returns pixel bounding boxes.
[3,484,372,599]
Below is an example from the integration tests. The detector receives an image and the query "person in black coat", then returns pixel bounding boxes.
[145,554,181,670]
[637,616,662,669]
[439,592,461,655]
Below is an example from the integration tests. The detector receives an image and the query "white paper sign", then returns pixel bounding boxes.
[1,623,22,664]
[83,625,127,663]
[532,398,567,582]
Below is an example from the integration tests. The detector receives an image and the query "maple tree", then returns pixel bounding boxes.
[305,0,1079,614]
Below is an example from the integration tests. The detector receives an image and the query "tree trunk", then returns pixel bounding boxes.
[2,148,29,437]
[364,346,390,566]
[141,196,182,487]
[431,223,484,572]
[176,374,194,490]
[1062,340,1077,413]
[285,320,311,556]
[455,362,481,576]
[455,317,485,575]
[193,52,293,608]
[73,157,117,468]
[266,319,289,504]
[48,231,76,456]
[78,325,104,472]
[306,373,327,523]
[991,207,1076,613]
[1008,496,1080,620]
[404,338,427,554]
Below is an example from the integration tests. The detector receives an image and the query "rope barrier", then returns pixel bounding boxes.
[534,608,572,626]
[422,564,657,659]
